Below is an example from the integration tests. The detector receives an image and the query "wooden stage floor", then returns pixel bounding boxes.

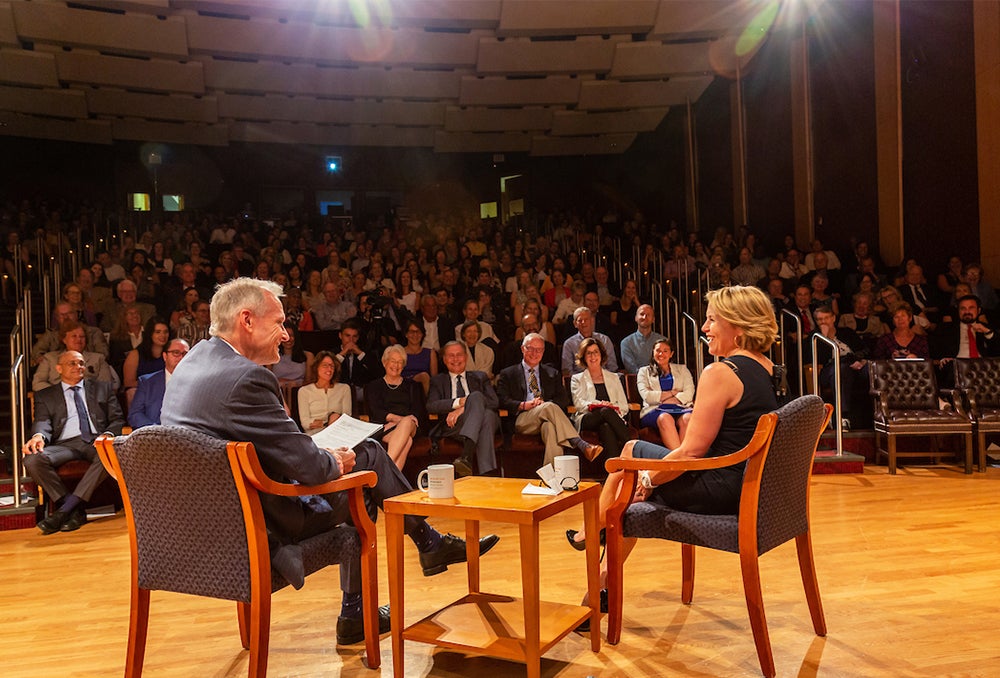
[2,465,999,677]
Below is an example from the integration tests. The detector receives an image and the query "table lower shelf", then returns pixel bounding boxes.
[400,591,594,661]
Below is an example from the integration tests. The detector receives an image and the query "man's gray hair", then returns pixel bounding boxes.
[210,277,284,337]
[572,306,592,322]
[521,332,545,347]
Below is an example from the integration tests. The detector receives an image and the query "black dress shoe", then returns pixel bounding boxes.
[60,508,88,532]
[336,604,391,645]
[37,510,70,535]
[453,456,473,477]
[575,589,608,633]
[419,533,500,576]
[565,528,605,551]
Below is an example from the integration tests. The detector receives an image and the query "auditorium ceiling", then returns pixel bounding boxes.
[0,0,802,155]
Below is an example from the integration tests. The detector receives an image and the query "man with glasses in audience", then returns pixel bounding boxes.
[496,333,602,465]
[128,338,189,428]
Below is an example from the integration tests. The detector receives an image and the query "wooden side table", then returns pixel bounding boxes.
[384,476,602,678]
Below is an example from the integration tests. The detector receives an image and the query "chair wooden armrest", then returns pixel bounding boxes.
[606,413,777,475]
[629,403,640,411]
[231,441,377,497]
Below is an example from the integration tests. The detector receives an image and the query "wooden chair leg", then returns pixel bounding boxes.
[247,596,270,678]
[360,531,380,669]
[739,548,775,678]
[887,433,897,474]
[964,433,974,474]
[680,543,695,604]
[795,531,827,636]
[125,586,150,678]
[605,520,626,645]
[237,601,251,649]
[978,431,987,473]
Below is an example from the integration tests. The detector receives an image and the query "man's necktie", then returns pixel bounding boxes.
[345,355,354,382]
[801,310,812,334]
[456,375,466,398]
[72,386,95,444]
[528,369,542,400]
[968,326,980,358]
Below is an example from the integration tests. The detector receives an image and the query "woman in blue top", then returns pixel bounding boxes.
[636,337,695,449]
[568,286,778,564]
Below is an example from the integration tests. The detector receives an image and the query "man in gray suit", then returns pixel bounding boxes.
[160,278,498,646]
[23,350,125,534]
[426,341,501,476]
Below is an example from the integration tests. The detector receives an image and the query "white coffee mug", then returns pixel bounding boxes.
[417,464,455,499]
[553,454,580,488]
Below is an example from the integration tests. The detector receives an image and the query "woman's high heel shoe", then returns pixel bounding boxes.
[565,528,605,551]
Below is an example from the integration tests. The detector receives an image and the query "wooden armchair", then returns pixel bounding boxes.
[869,359,973,474]
[95,426,381,677]
[604,396,832,678]
[952,357,1000,471]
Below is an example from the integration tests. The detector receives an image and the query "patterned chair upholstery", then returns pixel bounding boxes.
[95,426,381,676]
[869,359,973,474]
[952,357,1000,471]
[604,395,832,678]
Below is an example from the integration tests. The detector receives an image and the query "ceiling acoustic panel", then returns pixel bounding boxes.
[230,121,435,147]
[218,93,445,126]
[0,49,59,88]
[0,0,787,154]
[649,0,751,40]
[434,130,532,153]
[200,58,464,99]
[11,2,189,59]
[498,0,659,37]
[609,41,713,79]
[550,107,668,136]
[530,132,637,156]
[0,111,113,144]
[186,14,480,67]
[172,0,502,28]
[445,106,553,132]
[54,51,206,95]
[0,84,88,118]
[476,36,620,75]
[85,89,219,124]
[460,75,580,106]
[111,119,229,146]
[578,76,713,110]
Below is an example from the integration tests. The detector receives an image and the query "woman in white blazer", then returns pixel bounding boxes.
[570,337,630,459]
[636,338,695,449]
[460,320,495,380]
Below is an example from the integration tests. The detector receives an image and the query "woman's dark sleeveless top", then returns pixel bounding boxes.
[709,355,778,458]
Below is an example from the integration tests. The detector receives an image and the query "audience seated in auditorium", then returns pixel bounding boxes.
[813,306,871,429]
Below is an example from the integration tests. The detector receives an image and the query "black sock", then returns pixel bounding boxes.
[409,521,443,553]
[461,437,476,460]
[60,494,82,515]
[340,591,363,618]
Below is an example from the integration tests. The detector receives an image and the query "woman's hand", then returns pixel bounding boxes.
[310,418,324,430]
[326,412,342,425]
